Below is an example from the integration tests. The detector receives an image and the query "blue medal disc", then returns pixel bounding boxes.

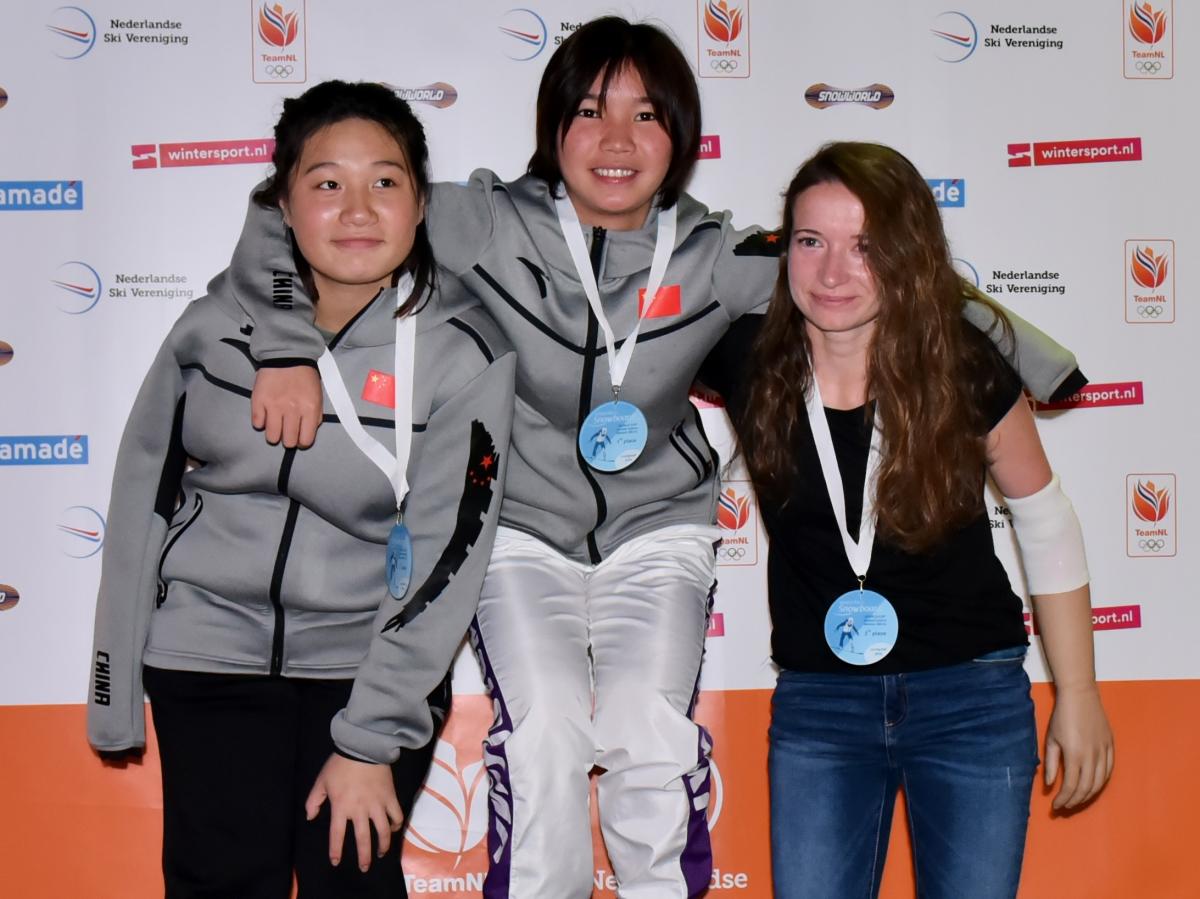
[823,588,899,666]
[386,522,413,599]
[579,400,648,472]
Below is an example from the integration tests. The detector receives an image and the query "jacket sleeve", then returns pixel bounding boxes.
[224,190,325,366]
[710,216,783,319]
[229,174,499,365]
[330,351,516,763]
[87,334,189,754]
[962,283,1087,403]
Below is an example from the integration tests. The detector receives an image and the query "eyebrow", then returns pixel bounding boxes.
[582,92,654,102]
[300,159,409,176]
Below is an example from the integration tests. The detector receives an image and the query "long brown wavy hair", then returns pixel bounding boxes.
[737,142,1012,553]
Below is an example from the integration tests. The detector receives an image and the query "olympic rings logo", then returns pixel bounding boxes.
[1134,60,1163,74]
[1136,304,1166,318]
[710,59,739,73]
[263,64,295,78]
[717,546,748,562]
[1137,538,1167,552]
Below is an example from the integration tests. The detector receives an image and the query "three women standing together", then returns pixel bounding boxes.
[90,15,1110,899]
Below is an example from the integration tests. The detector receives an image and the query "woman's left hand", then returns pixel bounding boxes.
[305,752,404,871]
[1044,685,1114,811]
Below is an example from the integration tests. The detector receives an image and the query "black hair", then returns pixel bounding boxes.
[254,80,434,315]
[526,16,701,211]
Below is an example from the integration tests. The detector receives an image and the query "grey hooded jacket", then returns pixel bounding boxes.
[87,277,515,764]
[228,170,1083,564]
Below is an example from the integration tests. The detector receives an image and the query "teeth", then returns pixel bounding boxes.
[594,168,635,177]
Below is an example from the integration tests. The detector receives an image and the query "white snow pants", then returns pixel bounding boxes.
[469,525,719,898]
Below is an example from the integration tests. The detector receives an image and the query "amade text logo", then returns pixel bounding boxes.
[926,179,965,207]
[0,181,83,211]
[0,435,89,465]
[389,83,458,109]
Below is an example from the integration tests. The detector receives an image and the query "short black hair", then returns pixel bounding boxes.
[527,17,701,210]
[254,80,434,314]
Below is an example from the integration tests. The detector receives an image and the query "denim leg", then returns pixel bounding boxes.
[896,648,1040,899]
[769,672,900,899]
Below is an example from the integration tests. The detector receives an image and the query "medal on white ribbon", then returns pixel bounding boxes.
[317,274,418,599]
[806,380,900,665]
[554,195,676,473]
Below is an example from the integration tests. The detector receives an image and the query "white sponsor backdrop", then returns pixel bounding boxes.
[0,1,1191,710]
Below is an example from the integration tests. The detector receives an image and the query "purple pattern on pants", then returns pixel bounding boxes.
[468,616,515,899]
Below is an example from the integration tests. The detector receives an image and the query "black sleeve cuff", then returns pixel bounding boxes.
[333,746,381,765]
[98,747,144,763]
[1048,367,1088,404]
[257,357,319,370]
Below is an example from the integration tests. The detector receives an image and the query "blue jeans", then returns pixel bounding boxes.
[769,647,1039,899]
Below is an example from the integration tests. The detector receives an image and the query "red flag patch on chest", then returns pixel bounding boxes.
[638,283,682,318]
[361,370,395,408]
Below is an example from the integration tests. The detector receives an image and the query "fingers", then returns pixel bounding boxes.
[305,782,328,822]
[1043,736,1061,789]
[251,395,267,431]
[298,409,320,450]
[371,805,392,859]
[251,367,323,448]
[386,796,405,833]
[352,813,373,872]
[328,812,347,867]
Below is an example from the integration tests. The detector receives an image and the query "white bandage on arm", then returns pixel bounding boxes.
[1004,473,1090,595]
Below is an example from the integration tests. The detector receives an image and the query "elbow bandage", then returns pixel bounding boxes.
[1004,473,1089,595]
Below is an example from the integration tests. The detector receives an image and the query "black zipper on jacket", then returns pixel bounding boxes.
[266,448,300,676]
[577,225,610,564]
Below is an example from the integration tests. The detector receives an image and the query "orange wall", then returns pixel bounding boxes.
[1,681,1197,898]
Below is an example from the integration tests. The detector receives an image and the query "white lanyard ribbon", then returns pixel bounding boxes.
[316,274,416,513]
[804,378,884,582]
[553,195,677,398]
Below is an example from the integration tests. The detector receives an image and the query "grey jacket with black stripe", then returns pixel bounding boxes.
[86,277,515,763]
[228,170,1084,565]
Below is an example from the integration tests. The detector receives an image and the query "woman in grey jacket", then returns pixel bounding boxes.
[86,81,515,898]
[220,19,1085,899]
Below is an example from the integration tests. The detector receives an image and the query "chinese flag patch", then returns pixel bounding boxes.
[361,370,395,408]
[638,283,682,318]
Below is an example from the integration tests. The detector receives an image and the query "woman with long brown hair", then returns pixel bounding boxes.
[701,142,1113,898]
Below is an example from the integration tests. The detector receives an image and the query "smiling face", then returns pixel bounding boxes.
[279,117,422,310]
[787,181,881,347]
[558,65,673,231]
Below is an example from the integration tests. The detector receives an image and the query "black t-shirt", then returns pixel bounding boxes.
[700,314,1028,674]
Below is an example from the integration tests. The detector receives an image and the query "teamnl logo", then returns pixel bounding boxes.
[1125,239,1174,324]
[1008,137,1142,168]
[1124,1,1173,79]
[404,738,727,866]
[717,482,758,568]
[0,181,83,212]
[46,5,97,59]
[697,0,750,79]
[1127,474,1175,557]
[251,1,306,84]
[498,8,547,61]
[0,435,88,465]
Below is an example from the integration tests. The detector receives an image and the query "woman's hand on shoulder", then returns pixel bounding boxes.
[251,366,323,448]
[306,751,403,871]
[1044,684,1114,810]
